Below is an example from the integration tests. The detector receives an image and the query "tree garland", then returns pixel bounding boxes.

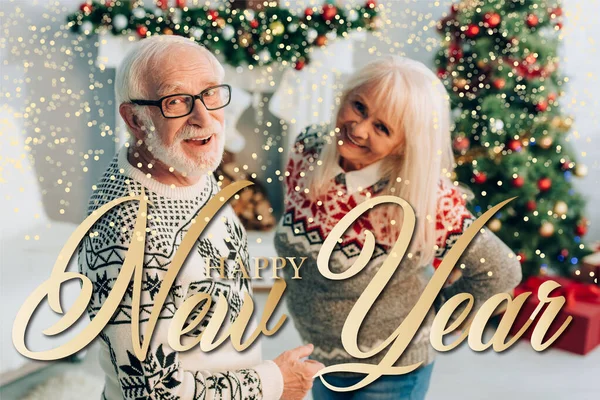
[67,0,379,69]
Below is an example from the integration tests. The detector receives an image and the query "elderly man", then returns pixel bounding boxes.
[78,35,322,400]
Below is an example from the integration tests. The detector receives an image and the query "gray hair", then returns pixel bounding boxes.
[115,35,224,105]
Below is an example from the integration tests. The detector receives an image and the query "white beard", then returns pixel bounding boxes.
[140,116,225,177]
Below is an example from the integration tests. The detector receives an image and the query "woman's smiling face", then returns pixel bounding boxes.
[336,87,405,171]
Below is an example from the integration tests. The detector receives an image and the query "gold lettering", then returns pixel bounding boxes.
[430,293,473,351]
[468,292,532,352]
[169,293,212,352]
[13,181,254,361]
[530,280,572,350]
[272,257,287,279]
[231,257,251,280]
[253,257,270,280]
[315,196,516,392]
[206,257,227,279]
[287,257,307,279]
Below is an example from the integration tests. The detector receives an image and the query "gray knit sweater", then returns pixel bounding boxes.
[274,125,522,372]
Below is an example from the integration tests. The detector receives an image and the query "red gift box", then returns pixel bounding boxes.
[509,276,600,355]
[579,251,600,284]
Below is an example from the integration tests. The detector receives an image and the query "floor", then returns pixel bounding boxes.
[2,292,599,400]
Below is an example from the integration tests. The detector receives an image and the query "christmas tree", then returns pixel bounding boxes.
[435,0,591,280]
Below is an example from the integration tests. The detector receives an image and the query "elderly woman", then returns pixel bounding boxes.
[274,56,522,400]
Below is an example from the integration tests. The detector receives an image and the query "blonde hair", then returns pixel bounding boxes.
[307,55,469,266]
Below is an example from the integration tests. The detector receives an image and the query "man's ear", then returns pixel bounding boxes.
[119,103,146,143]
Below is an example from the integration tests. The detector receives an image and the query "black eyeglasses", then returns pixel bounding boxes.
[131,84,232,118]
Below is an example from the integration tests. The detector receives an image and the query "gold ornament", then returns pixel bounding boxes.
[575,164,588,177]
[477,60,486,69]
[216,17,226,28]
[269,20,284,36]
[162,27,174,35]
[260,31,273,44]
[553,201,568,216]
[454,78,468,89]
[560,117,573,132]
[551,116,573,132]
[539,136,553,149]
[239,32,252,47]
[488,218,502,232]
[539,221,555,237]
[369,16,382,30]
[315,35,327,47]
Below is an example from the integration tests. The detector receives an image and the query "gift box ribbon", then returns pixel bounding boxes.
[515,276,600,307]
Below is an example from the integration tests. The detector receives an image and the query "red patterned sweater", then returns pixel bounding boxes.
[274,124,522,369]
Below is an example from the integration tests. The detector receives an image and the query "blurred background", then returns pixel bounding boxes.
[1,0,599,399]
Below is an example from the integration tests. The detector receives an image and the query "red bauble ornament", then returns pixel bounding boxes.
[560,159,572,171]
[515,62,528,77]
[208,9,219,20]
[156,0,169,10]
[437,67,447,78]
[315,35,327,47]
[450,4,459,14]
[80,2,93,13]
[175,0,187,8]
[551,7,563,17]
[484,12,501,28]
[452,136,470,152]
[517,252,527,263]
[538,177,552,192]
[136,25,148,38]
[576,224,588,236]
[449,43,462,60]
[294,60,306,71]
[560,249,569,257]
[525,54,537,65]
[507,139,522,152]
[322,4,338,21]
[366,0,377,9]
[473,172,487,184]
[493,78,506,89]
[304,7,314,17]
[526,14,539,27]
[526,200,537,212]
[465,24,480,38]
[536,100,548,112]
[250,19,259,29]
[512,176,525,188]
[555,22,563,30]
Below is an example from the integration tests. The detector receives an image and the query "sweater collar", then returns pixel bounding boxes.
[333,159,385,194]
[117,146,213,201]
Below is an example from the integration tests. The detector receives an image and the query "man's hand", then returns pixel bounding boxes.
[273,343,325,400]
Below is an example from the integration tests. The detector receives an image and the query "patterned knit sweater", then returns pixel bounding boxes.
[274,124,522,371]
[78,147,283,400]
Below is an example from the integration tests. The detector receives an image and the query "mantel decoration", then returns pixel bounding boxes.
[67,0,379,69]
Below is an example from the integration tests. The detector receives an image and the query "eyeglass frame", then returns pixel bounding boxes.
[130,84,232,119]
